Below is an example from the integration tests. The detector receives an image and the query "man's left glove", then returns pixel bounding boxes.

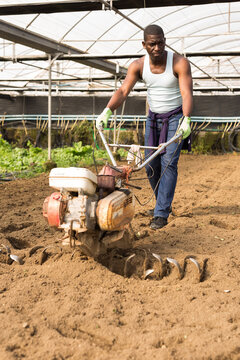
[96,107,112,130]
[177,116,191,139]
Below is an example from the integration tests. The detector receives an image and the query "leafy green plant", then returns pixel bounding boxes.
[0,136,126,178]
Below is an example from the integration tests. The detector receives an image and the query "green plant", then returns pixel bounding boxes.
[0,136,115,178]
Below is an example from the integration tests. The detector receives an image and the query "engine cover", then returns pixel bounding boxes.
[96,189,135,231]
[43,192,67,227]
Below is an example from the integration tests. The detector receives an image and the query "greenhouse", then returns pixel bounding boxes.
[0,0,240,154]
[0,2,240,360]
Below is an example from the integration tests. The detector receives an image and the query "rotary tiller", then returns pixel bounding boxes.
[43,130,182,258]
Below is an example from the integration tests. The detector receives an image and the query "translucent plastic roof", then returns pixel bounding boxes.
[0,1,240,94]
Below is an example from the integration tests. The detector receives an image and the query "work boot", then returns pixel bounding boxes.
[147,206,172,217]
[150,217,167,230]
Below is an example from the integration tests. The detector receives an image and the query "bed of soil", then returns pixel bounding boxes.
[0,153,240,360]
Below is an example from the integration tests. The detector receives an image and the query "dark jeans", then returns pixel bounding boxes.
[144,112,183,219]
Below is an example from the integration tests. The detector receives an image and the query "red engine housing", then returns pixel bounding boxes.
[43,192,66,227]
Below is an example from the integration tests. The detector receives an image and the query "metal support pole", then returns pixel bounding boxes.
[113,74,117,153]
[48,54,52,160]
[113,62,119,153]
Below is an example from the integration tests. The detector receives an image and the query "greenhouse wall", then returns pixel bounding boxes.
[0,95,239,117]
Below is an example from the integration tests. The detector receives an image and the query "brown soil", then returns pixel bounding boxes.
[1,154,240,360]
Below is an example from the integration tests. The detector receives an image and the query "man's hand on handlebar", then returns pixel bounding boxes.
[96,108,112,130]
[176,116,191,139]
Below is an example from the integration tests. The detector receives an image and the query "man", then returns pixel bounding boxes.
[96,24,193,229]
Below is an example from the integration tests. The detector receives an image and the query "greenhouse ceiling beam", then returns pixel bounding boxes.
[0,54,143,62]
[0,19,127,76]
[0,77,115,82]
[1,75,240,83]
[186,51,240,57]
[193,74,240,80]
[0,0,239,15]
[0,86,240,93]
[1,50,240,63]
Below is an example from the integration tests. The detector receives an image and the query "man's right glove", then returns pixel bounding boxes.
[96,108,112,130]
[177,116,191,139]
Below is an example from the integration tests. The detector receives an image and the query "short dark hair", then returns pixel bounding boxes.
[143,24,164,41]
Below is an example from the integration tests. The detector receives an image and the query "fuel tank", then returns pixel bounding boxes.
[96,189,135,231]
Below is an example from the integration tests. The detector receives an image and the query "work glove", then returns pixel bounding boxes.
[96,107,112,130]
[176,116,191,139]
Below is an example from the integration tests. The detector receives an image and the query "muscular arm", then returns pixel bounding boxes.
[174,55,193,117]
[107,59,141,111]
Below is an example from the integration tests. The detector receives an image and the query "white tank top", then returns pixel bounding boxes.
[142,51,182,114]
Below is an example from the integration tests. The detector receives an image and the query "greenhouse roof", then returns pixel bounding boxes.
[0,0,239,95]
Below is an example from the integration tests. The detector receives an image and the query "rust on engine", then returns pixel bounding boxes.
[97,174,115,192]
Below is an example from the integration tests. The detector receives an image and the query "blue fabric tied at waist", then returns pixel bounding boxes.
[148,105,182,154]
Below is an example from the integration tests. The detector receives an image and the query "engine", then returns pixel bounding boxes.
[43,167,135,256]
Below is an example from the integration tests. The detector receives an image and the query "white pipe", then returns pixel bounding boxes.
[48,54,52,160]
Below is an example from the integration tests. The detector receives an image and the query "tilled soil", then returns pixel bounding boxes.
[0,154,240,360]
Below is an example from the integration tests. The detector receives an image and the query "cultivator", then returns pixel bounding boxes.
[42,164,136,257]
[42,130,207,281]
[43,130,181,255]
[98,249,208,282]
